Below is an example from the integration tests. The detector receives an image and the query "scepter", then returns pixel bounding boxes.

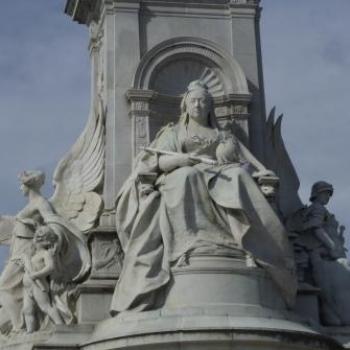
[141,147,218,166]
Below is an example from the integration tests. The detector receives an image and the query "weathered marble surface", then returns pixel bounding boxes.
[288,181,350,327]
[0,0,349,349]
[0,171,92,334]
[111,80,297,314]
[65,0,267,209]
[0,98,105,334]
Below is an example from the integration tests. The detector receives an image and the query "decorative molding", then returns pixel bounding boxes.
[65,0,260,24]
[129,37,253,159]
[134,37,250,95]
[126,89,158,102]
[126,89,156,156]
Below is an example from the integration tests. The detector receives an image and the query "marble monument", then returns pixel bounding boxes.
[0,1,348,349]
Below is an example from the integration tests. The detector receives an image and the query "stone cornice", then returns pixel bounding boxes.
[65,0,260,24]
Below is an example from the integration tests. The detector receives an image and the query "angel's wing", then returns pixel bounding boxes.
[50,98,105,233]
[264,108,303,219]
[0,215,16,245]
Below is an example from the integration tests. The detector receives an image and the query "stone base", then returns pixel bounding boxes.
[0,311,344,350]
[295,283,321,326]
[1,254,346,350]
[85,310,343,350]
[0,324,93,350]
[76,279,115,324]
[164,254,287,313]
[323,327,350,349]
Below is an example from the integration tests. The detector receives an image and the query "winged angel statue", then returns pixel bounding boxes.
[0,99,105,333]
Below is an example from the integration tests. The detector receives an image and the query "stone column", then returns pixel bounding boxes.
[229,1,267,161]
[103,1,141,209]
[126,89,158,158]
[65,0,268,203]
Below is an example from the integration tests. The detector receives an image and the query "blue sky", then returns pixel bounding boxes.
[0,0,349,267]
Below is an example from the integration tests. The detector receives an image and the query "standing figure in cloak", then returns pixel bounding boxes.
[0,96,104,333]
[0,171,91,332]
[112,80,296,314]
[0,171,53,331]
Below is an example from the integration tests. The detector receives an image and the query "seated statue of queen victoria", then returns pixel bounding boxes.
[111,80,296,314]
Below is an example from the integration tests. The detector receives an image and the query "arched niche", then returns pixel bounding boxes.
[127,37,252,156]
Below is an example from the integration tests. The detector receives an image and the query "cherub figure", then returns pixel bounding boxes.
[21,225,71,333]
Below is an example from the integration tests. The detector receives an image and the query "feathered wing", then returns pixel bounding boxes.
[264,108,303,219]
[50,98,105,233]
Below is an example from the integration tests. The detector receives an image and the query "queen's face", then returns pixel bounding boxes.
[186,89,211,124]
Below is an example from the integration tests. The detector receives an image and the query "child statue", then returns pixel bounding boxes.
[21,225,73,333]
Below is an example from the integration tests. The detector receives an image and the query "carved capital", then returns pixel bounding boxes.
[126,89,158,102]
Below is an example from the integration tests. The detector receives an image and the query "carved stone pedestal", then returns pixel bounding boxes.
[295,283,321,326]
[0,255,345,350]
[164,254,286,313]
[0,324,93,350]
[83,254,343,350]
[76,226,121,324]
[76,280,115,324]
[325,327,350,349]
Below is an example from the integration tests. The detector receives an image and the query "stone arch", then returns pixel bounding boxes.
[133,37,250,96]
[127,37,252,157]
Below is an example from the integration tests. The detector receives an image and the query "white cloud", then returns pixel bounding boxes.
[0,1,92,271]
[262,0,350,245]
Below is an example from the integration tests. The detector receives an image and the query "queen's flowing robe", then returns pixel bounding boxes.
[111,122,296,313]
